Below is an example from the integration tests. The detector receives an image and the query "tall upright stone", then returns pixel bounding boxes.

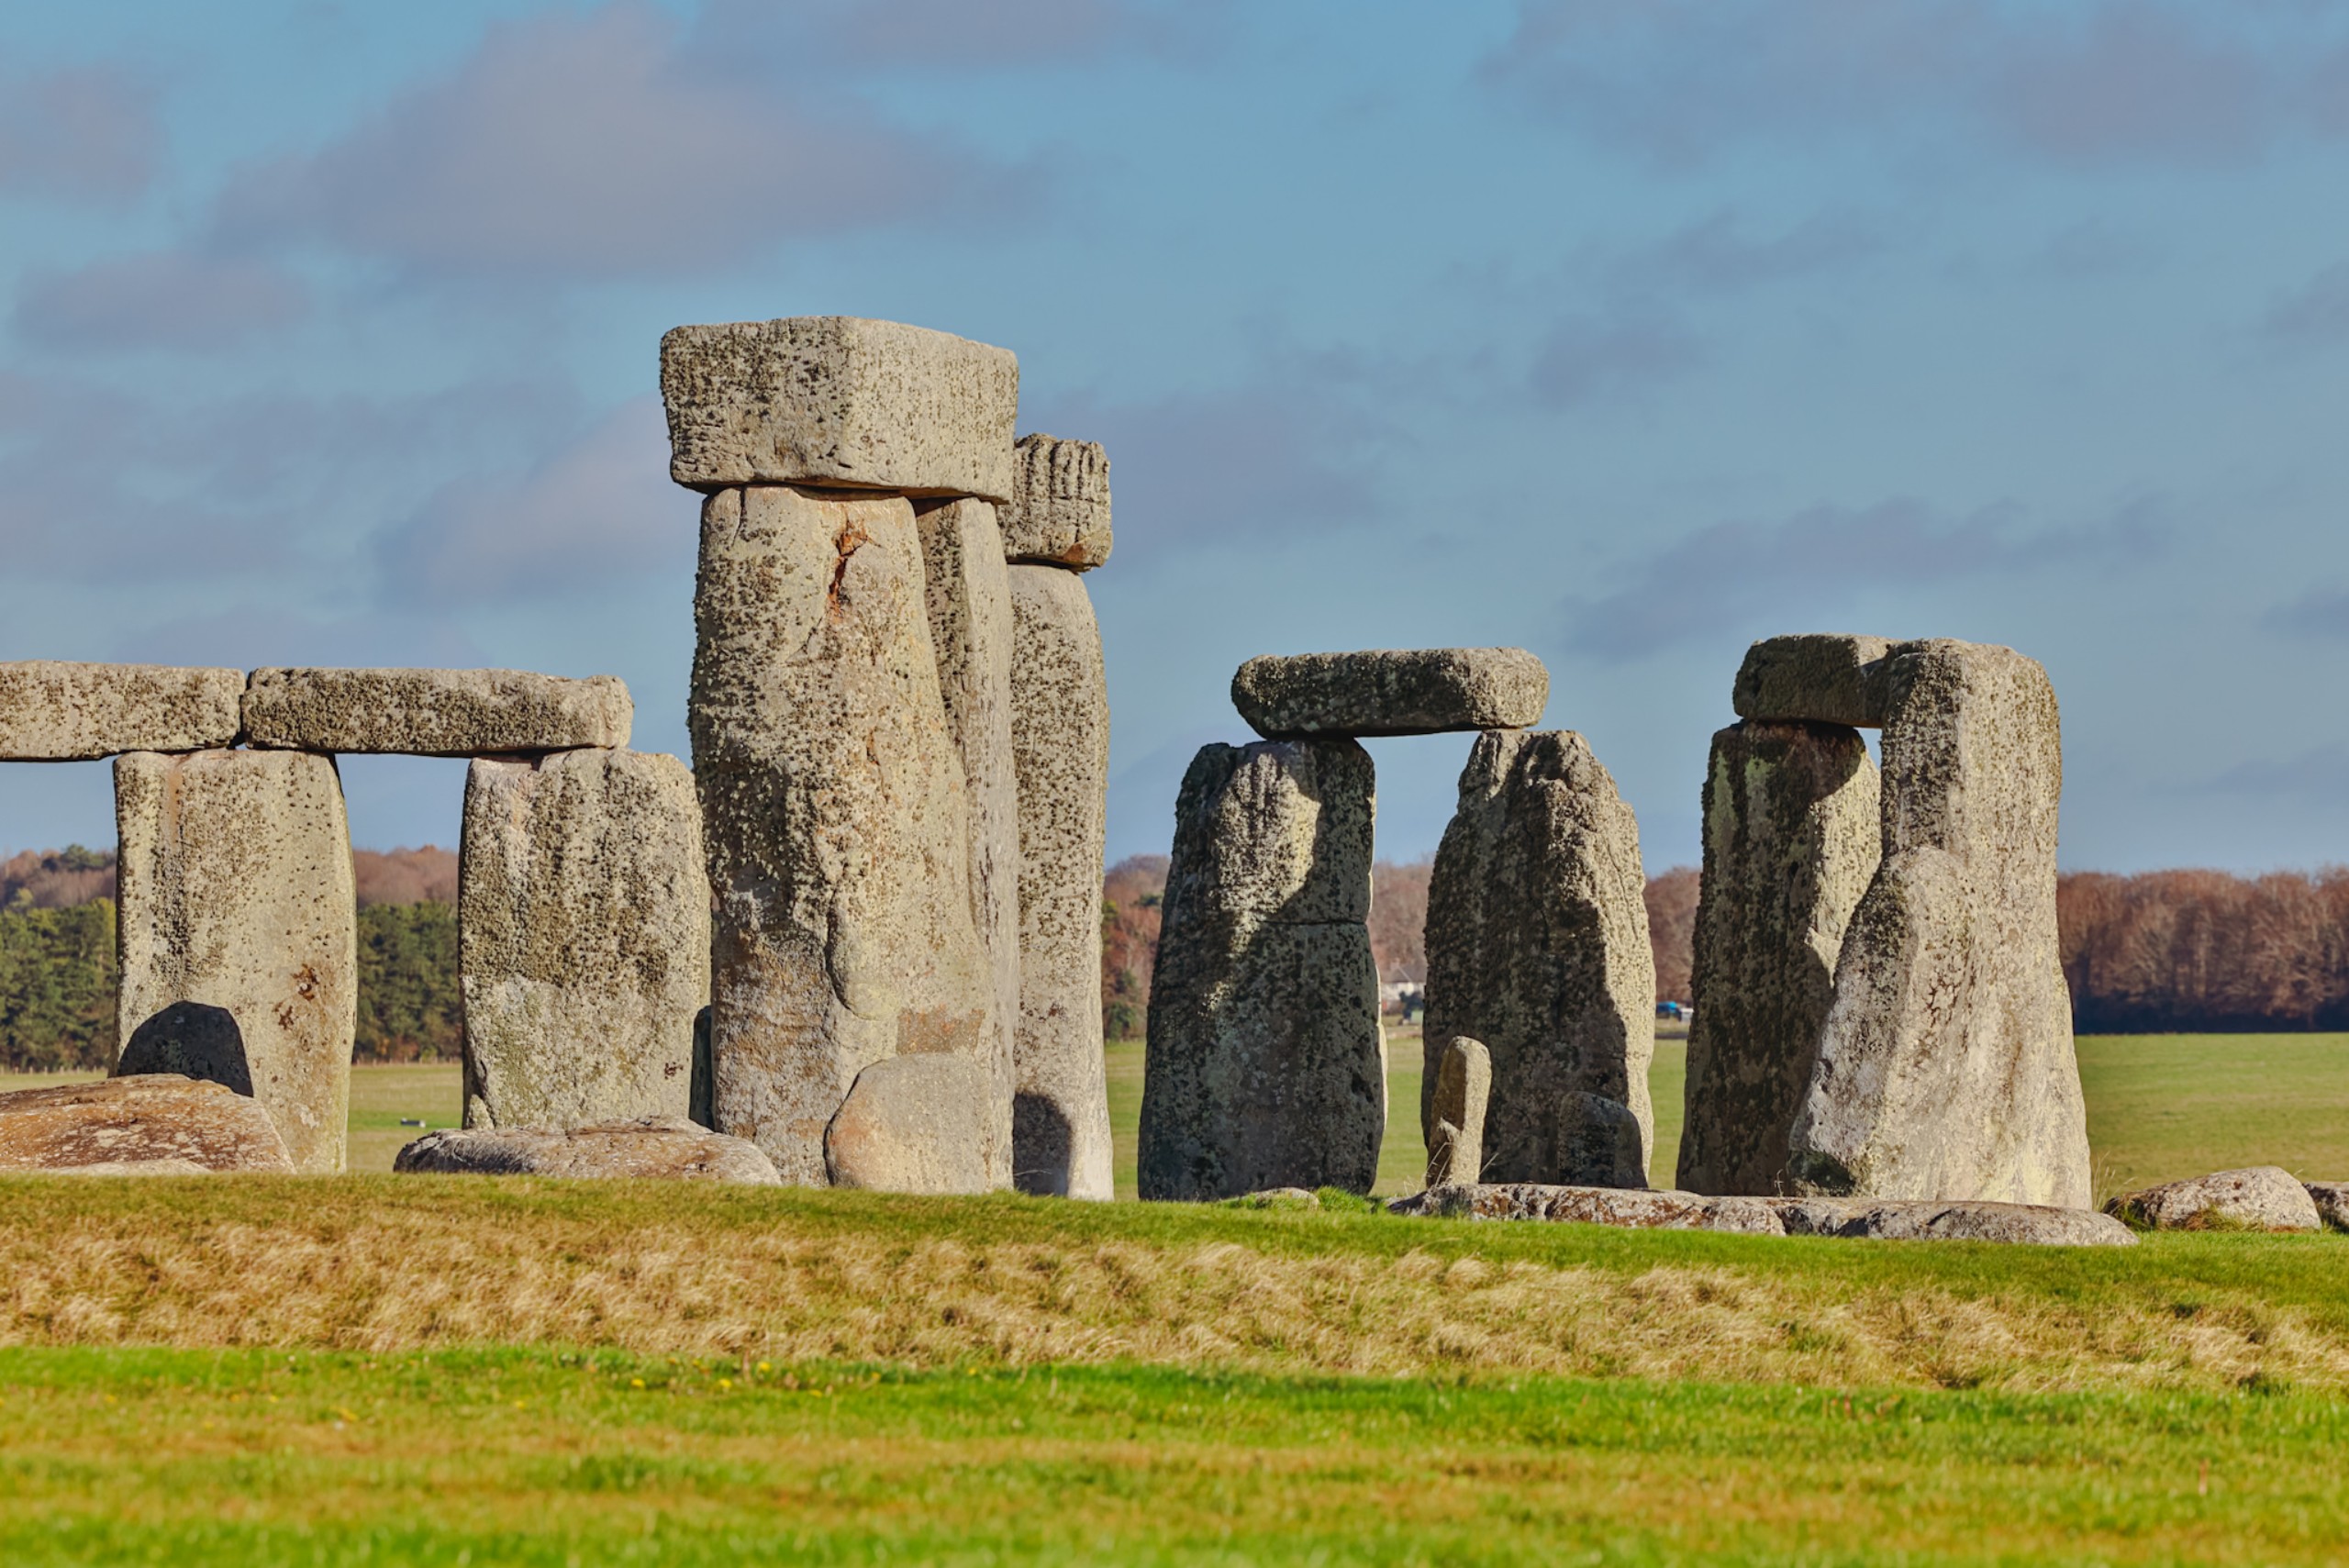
[1423,731,1653,1188]
[1787,639,2088,1208]
[459,748,712,1130]
[1138,739,1384,1200]
[1678,721,1879,1195]
[114,749,357,1173]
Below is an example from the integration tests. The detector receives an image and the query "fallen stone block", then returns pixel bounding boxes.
[0,662,241,760]
[1775,1197,2136,1246]
[1731,634,1898,727]
[2306,1181,2349,1232]
[0,1075,294,1173]
[1388,1183,1784,1234]
[393,1118,780,1183]
[1232,647,1548,739]
[824,1054,995,1195]
[1424,1037,1491,1189]
[243,668,631,756]
[1001,434,1111,569]
[662,317,1019,501]
[2103,1167,2324,1231]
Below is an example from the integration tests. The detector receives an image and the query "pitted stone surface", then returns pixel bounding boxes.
[394,1118,780,1183]
[1424,730,1654,1187]
[662,317,1019,501]
[1787,639,2088,1208]
[2103,1167,2323,1231]
[1140,739,1384,1200]
[1001,434,1111,568]
[116,750,356,1173]
[1679,721,1880,1195]
[1389,1184,1784,1234]
[1732,635,1898,728]
[2307,1181,2349,1231]
[1008,565,1114,1197]
[1425,1037,1491,1189]
[242,668,629,756]
[823,1053,995,1194]
[0,662,241,760]
[1232,648,1548,739]
[1775,1197,2135,1245]
[691,485,1003,1186]
[460,749,710,1130]
[0,1075,295,1173]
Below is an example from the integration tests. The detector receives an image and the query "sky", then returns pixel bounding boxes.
[6,0,2349,874]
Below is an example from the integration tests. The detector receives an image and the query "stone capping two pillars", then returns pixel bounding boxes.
[1,659,707,1173]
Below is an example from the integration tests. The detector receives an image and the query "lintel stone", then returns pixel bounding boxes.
[1002,433,1111,569]
[243,668,630,756]
[0,662,241,760]
[1731,635,1898,728]
[1232,648,1548,739]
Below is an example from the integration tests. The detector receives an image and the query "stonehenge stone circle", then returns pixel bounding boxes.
[1002,433,1112,569]
[1424,1036,1491,1189]
[1424,729,1654,1187]
[115,749,357,1174]
[1139,738,1385,1200]
[395,1118,781,1183]
[1231,647,1548,739]
[0,1074,295,1173]
[823,1052,996,1194]
[0,662,240,760]
[2104,1167,2324,1231]
[458,748,711,1130]
[243,667,631,755]
[1678,720,1879,1195]
[661,317,1019,502]
[1732,634,1897,728]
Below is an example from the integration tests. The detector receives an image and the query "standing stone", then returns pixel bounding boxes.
[1001,434,1112,569]
[1007,564,1115,1198]
[0,662,242,760]
[114,749,357,1173]
[1787,639,2089,1208]
[459,748,712,1130]
[691,484,1003,1187]
[1678,721,1880,1195]
[1424,1036,1492,1189]
[1138,739,1385,1200]
[1424,730,1653,1188]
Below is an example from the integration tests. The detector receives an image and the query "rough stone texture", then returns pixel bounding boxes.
[459,749,711,1130]
[1388,1184,2133,1244]
[116,750,357,1174]
[823,1053,995,1194]
[1425,1037,1491,1189]
[394,1118,780,1183]
[1007,564,1115,1198]
[1139,739,1385,1200]
[243,668,630,756]
[0,662,241,760]
[1390,1184,1785,1234]
[1732,635,1898,727]
[662,317,1019,501]
[1775,1197,2135,1245]
[691,485,1003,1187]
[1678,721,1880,1195]
[1001,434,1111,569]
[1232,648,1548,740]
[0,1074,294,1173]
[1786,640,2087,1207]
[2307,1181,2349,1232]
[2103,1167,2324,1231]
[1423,730,1654,1187]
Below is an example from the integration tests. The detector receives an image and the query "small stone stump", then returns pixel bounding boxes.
[1425,1036,1491,1189]
[2103,1167,2323,1231]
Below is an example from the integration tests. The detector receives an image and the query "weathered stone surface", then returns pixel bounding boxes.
[2307,1181,2349,1232]
[823,1053,995,1194]
[1001,434,1110,569]
[662,317,1019,501]
[1007,564,1114,1198]
[2103,1167,2324,1231]
[1387,1184,2133,1244]
[1788,640,2089,1208]
[1678,721,1880,1195]
[1776,1197,2135,1245]
[1139,739,1385,1200]
[0,1074,294,1173]
[394,1118,780,1183]
[692,485,1003,1186]
[459,749,711,1130]
[116,750,356,1173]
[1232,648,1548,740]
[1390,1184,1784,1234]
[0,662,241,760]
[1732,635,1898,727]
[1424,730,1654,1187]
[243,668,630,756]
[1425,1037,1491,1189]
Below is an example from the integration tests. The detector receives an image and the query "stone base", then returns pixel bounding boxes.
[0,1075,295,1173]
[394,1119,779,1183]
[1390,1183,2136,1246]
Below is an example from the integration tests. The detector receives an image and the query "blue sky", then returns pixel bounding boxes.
[6,0,2349,874]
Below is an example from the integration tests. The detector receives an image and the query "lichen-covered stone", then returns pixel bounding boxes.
[1425,1036,1491,1189]
[691,485,1003,1186]
[1732,635,1898,727]
[1232,648,1548,739]
[459,749,710,1130]
[1007,565,1114,1198]
[1139,739,1384,1200]
[1389,1184,1784,1234]
[0,662,241,760]
[823,1053,995,1194]
[242,668,630,756]
[1001,434,1110,568]
[2103,1167,2324,1231]
[1787,640,2089,1208]
[2307,1181,2349,1232]
[115,750,356,1173]
[1678,721,1879,1195]
[393,1118,780,1183]
[0,1074,294,1173]
[1775,1197,2135,1245]
[1424,730,1654,1187]
[662,317,1019,501]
